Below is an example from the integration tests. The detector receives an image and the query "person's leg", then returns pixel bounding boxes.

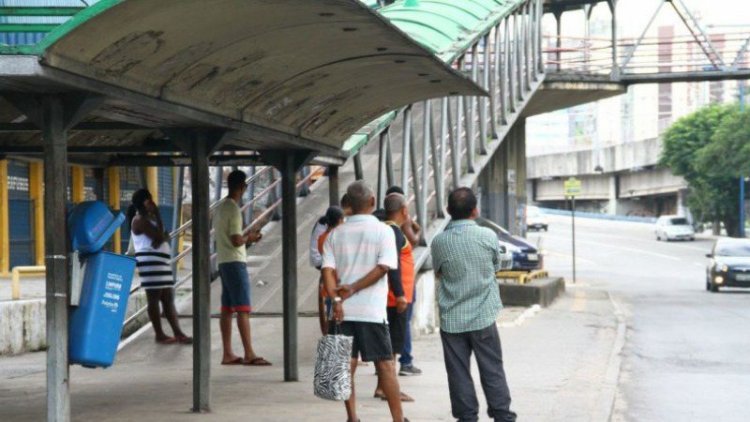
[160,288,190,340]
[236,311,257,361]
[220,309,239,362]
[318,281,329,336]
[146,289,171,342]
[344,357,359,422]
[440,330,480,422]
[375,358,405,421]
[470,325,516,422]
[219,263,239,362]
[399,303,416,372]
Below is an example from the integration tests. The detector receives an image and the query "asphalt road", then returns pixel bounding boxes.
[528,214,750,422]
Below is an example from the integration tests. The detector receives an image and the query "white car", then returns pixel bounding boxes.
[655,215,695,241]
[526,206,548,231]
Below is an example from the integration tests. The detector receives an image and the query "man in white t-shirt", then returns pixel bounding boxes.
[322,180,408,422]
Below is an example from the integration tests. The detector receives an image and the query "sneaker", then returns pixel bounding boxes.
[399,364,422,376]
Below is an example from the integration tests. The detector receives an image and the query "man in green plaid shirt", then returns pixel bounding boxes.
[431,187,516,422]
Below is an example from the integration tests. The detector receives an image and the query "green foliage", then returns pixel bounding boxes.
[659,103,745,236]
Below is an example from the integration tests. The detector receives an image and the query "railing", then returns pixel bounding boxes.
[544,31,750,77]
[122,165,318,328]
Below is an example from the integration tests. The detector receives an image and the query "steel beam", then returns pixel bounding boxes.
[385,130,395,188]
[377,132,388,205]
[42,95,70,422]
[353,152,364,181]
[479,34,490,153]
[447,99,461,189]
[466,47,477,172]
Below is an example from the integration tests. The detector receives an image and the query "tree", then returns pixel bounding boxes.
[659,104,743,236]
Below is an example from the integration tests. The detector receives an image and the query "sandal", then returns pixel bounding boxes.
[155,337,177,345]
[221,357,244,365]
[244,357,272,366]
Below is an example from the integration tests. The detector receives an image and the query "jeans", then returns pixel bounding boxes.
[399,302,414,365]
[440,324,516,422]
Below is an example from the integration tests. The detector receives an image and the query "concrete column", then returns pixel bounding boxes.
[514,119,528,237]
[607,174,620,215]
[506,124,520,235]
[479,129,510,228]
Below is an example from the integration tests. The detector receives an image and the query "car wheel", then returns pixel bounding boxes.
[543,225,548,232]
[706,278,711,291]
[710,283,719,293]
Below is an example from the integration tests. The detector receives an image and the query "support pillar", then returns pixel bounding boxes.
[169,128,227,413]
[190,139,212,413]
[353,152,364,181]
[146,166,159,202]
[262,150,314,382]
[71,166,85,203]
[29,162,45,265]
[0,159,8,275]
[608,0,620,79]
[42,95,70,422]
[328,165,339,206]
[554,11,563,72]
[480,134,509,228]
[171,167,185,275]
[107,167,121,254]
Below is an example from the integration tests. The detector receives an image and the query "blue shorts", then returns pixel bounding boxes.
[218,262,251,313]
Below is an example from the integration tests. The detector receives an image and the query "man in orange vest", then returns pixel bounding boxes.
[374,192,416,402]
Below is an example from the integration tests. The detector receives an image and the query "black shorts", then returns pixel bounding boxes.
[330,321,393,362]
[386,307,407,353]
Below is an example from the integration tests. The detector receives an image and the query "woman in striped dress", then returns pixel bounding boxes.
[128,189,192,345]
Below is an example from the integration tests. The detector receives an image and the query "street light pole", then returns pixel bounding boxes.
[740,81,746,238]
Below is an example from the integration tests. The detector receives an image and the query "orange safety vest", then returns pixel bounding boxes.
[386,221,415,306]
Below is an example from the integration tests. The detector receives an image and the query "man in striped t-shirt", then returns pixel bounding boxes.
[322,181,408,422]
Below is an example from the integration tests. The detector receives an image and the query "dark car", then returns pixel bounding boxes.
[476,217,542,271]
[705,238,750,292]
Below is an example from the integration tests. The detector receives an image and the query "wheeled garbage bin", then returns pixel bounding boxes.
[68,201,136,368]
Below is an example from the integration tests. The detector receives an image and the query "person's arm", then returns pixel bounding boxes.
[321,235,343,321]
[228,207,261,247]
[132,215,166,247]
[309,223,324,269]
[337,265,390,300]
[401,215,421,247]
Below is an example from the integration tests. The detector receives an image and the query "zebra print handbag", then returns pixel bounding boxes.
[313,324,353,401]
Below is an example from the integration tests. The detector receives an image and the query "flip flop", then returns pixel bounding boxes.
[155,337,177,345]
[244,357,272,366]
[373,391,387,400]
[176,335,193,345]
[221,357,244,366]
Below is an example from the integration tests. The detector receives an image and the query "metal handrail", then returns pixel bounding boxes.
[123,166,318,329]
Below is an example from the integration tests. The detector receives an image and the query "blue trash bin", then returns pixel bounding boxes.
[68,201,125,255]
[70,251,136,368]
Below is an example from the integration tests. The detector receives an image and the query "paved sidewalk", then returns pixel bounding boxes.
[0,280,620,422]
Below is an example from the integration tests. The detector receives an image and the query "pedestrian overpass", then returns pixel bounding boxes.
[1,0,748,420]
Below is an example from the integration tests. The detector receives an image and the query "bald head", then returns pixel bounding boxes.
[346,180,375,214]
[447,187,478,220]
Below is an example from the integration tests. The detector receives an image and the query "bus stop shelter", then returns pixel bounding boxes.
[0,1,484,420]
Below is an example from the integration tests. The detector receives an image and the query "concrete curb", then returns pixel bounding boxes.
[498,277,566,307]
[599,292,627,422]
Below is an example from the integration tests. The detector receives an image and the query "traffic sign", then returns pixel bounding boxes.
[564,177,582,197]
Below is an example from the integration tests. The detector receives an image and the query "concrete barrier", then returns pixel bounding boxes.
[0,300,46,355]
[498,277,565,307]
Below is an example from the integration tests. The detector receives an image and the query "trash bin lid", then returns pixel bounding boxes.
[68,201,126,254]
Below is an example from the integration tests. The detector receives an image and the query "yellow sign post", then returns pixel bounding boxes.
[563,177,580,283]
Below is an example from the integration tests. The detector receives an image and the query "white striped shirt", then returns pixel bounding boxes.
[322,214,398,323]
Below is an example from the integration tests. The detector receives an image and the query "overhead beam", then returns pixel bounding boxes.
[0,121,152,132]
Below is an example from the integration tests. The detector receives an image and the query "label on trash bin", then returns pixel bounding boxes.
[101,272,124,313]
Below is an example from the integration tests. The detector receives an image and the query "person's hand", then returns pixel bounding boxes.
[332,302,344,322]
[411,221,421,234]
[336,284,355,300]
[246,230,262,244]
[396,296,408,313]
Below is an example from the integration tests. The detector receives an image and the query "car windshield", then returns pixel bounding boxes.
[715,242,750,257]
[669,218,689,225]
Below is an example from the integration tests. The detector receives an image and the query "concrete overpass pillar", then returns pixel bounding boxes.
[607,174,620,215]
[479,119,527,235]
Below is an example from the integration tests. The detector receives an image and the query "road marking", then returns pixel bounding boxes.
[542,234,681,261]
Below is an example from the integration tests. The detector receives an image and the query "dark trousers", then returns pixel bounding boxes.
[440,324,516,422]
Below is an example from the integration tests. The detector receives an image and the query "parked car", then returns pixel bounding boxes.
[655,215,695,241]
[476,217,542,271]
[705,238,750,292]
[526,205,548,231]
